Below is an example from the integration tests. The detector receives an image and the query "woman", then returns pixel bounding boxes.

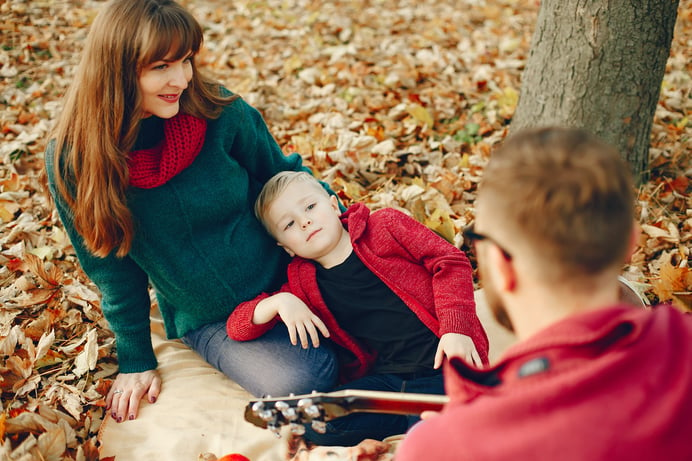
[44,0,337,424]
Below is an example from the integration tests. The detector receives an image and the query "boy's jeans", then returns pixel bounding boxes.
[183,320,338,397]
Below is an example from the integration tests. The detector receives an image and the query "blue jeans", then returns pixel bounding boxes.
[303,370,444,446]
[183,320,338,397]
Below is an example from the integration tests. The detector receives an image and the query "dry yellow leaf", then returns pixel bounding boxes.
[496,87,519,119]
[405,104,434,128]
[0,201,19,222]
[425,208,457,244]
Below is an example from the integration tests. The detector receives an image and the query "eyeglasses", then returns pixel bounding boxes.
[462,224,513,261]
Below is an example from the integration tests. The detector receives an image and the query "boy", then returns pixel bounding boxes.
[227,171,489,445]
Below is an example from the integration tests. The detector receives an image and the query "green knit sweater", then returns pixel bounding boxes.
[45,96,313,373]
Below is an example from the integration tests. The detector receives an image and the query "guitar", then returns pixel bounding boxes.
[245,390,448,436]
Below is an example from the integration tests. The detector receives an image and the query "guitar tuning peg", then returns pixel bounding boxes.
[258,409,275,422]
[289,423,306,436]
[297,398,313,410]
[304,404,321,419]
[281,406,298,421]
[311,420,327,434]
[251,401,265,413]
[274,401,299,421]
[274,401,289,412]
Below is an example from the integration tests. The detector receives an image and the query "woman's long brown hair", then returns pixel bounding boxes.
[49,0,235,257]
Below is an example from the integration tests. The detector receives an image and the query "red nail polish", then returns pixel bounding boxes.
[129,414,135,420]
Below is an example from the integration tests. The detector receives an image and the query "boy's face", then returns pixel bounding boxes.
[266,180,345,262]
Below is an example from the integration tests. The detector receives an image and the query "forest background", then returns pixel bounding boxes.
[0,0,690,458]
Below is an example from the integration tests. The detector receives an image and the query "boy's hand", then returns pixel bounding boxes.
[274,294,330,348]
[434,333,482,368]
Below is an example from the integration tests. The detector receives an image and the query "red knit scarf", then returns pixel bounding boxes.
[128,114,207,188]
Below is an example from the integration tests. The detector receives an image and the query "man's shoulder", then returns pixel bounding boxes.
[647,304,692,336]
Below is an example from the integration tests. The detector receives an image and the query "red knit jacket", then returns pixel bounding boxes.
[227,203,489,382]
[397,305,692,461]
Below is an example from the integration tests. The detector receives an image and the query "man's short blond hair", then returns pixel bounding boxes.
[255,171,328,234]
[479,127,635,279]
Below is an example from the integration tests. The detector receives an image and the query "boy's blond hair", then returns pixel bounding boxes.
[255,171,329,234]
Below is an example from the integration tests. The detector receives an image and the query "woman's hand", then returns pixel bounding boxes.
[434,333,482,368]
[106,369,161,422]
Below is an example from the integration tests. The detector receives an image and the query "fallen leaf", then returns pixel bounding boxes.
[406,104,434,128]
[73,329,98,377]
[36,427,67,461]
[652,260,692,303]
[425,208,457,244]
[35,329,55,362]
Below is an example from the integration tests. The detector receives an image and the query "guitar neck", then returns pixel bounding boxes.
[321,389,448,416]
[245,390,449,430]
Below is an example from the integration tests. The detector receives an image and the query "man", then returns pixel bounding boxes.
[396,127,691,461]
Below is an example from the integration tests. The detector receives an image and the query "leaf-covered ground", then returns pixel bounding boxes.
[0,0,690,458]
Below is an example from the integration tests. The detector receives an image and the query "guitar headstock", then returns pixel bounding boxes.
[244,391,346,436]
[244,389,448,437]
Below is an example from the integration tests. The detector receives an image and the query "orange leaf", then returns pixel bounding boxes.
[0,173,21,191]
[0,413,6,444]
[668,176,689,195]
[14,288,58,307]
[23,253,63,287]
[652,262,692,303]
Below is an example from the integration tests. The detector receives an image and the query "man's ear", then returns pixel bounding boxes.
[624,221,640,264]
[491,244,517,292]
[278,242,295,257]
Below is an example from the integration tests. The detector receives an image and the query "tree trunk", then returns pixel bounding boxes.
[510,0,679,184]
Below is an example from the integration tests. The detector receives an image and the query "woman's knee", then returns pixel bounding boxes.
[187,321,338,396]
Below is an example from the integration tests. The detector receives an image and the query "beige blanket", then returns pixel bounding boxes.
[98,290,516,460]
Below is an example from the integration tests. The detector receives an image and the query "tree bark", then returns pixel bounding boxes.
[510,0,679,184]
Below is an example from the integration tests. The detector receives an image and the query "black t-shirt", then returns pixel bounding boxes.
[315,250,439,375]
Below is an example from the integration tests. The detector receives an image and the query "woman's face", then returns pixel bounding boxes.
[138,51,194,119]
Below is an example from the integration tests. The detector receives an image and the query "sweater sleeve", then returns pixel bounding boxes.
[45,143,157,373]
[226,290,282,340]
[374,209,489,363]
